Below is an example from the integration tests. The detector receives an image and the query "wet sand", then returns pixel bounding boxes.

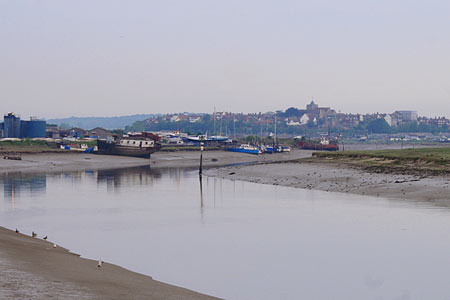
[0,227,220,300]
[0,150,313,175]
[205,158,450,204]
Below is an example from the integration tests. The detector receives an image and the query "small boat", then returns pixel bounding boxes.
[227,144,263,155]
[263,145,274,154]
[298,137,338,151]
[60,143,96,153]
[280,146,291,152]
[210,135,230,142]
[185,134,211,143]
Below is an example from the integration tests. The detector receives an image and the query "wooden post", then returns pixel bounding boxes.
[199,142,204,176]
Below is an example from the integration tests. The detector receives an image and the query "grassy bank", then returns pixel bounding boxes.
[0,140,61,153]
[310,147,450,175]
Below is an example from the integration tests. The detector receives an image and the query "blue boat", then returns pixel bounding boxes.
[227,144,262,155]
[262,145,274,154]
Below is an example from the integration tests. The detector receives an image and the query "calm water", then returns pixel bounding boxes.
[1,167,450,300]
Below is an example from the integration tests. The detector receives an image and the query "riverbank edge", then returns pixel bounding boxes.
[204,156,450,204]
[0,226,220,300]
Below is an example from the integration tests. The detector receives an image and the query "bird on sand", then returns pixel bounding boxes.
[15,229,19,233]
[32,232,37,238]
[53,244,57,248]
[97,259,103,268]
[43,236,47,240]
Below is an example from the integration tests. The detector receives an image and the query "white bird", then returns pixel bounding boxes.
[53,244,57,248]
[97,259,103,268]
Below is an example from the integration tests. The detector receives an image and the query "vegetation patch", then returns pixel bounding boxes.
[311,147,450,175]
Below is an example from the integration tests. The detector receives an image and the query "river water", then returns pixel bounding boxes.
[1,166,450,300]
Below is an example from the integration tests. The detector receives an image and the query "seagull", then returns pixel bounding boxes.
[53,244,57,248]
[32,232,37,238]
[43,236,48,240]
[15,229,19,233]
[97,259,103,268]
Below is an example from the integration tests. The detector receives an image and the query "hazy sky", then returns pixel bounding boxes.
[1,0,450,119]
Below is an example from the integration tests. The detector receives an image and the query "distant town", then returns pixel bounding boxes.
[1,100,450,143]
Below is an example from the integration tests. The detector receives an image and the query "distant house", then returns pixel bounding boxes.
[170,115,181,122]
[86,127,112,139]
[299,114,310,125]
[386,112,403,126]
[286,119,301,126]
[189,116,201,123]
[46,125,60,139]
[63,127,86,138]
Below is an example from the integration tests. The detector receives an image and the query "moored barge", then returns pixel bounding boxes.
[97,134,161,158]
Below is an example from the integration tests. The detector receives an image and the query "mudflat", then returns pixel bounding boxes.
[0,150,313,175]
[205,148,450,204]
[0,227,220,300]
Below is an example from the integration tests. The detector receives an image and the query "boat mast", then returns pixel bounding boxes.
[274,116,277,146]
[213,107,216,136]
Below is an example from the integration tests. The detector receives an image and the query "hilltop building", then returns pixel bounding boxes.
[395,110,418,123]
[305,100,336,118]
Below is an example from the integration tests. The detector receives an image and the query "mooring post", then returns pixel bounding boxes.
[199,142,204,176]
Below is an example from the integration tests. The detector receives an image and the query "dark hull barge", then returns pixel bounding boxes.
[97,138,161,159]
[298,141,339,151]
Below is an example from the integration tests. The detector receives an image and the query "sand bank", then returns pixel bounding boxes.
[205,159,450,204]
[0,149,313,175]
[0,226,220,300]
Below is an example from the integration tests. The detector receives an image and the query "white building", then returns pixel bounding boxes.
[396,110,418,122]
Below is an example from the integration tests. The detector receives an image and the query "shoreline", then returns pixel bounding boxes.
[0,149,314,176]
[0,226,220,300]
[204,157,450,204]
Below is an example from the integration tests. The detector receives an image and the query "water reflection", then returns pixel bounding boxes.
[3,168,450,299]
[96,166,163,188]
[0,166,172,202]
[2,173,46,207]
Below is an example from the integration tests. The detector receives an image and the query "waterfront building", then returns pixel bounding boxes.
[3,113,21,138]
[1,113,46,138]
[20,118,46,138]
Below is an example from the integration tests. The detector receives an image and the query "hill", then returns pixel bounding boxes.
[47,114,159,130]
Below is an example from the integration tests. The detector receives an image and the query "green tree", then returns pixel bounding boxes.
[366,118,391,134]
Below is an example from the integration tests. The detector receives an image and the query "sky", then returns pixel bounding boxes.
[1,0,450,119]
